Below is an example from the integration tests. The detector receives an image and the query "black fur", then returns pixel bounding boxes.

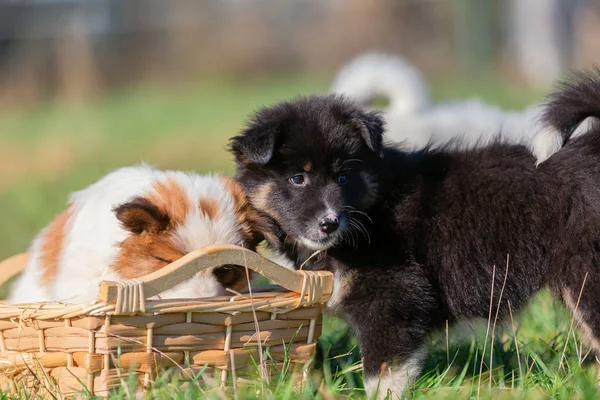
[229,77,600,396]
[543,70,600,142]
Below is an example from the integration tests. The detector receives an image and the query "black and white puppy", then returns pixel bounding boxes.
[230,74,600,399]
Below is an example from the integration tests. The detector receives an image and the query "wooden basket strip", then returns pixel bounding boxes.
[96,325,148,337]
[45,337,91,353]
[0,293,326,321]
[151,332,224,348]
[111,352,183,374]
[191,311,271,326]
[51,367,141,397]
[0,352,69,373]
[269,343,317,363]
[72,353,103,373]
[0,253,28,288]
[269,306,323,320]
[150,323,225,336]
[231,319,310,332]
[191,349,259,368]
[232,327,310,346]
[109,314,185,328]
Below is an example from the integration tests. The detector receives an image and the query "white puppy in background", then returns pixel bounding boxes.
[330,52,593,164]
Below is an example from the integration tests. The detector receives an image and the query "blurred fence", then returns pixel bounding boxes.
[1,0,600,105]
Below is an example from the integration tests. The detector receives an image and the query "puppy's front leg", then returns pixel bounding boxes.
[362,345,427,400]
[356,315,429,399]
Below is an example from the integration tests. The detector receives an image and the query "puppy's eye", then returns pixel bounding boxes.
[214,265,243,287]
[153,256,173,264]
[338,174,349,185]
[289,174,306,186]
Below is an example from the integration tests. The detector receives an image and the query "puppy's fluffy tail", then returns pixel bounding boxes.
[543,71,600,144]
[330,52,430,115]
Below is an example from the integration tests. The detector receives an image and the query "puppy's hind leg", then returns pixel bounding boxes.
[556,275,600,372]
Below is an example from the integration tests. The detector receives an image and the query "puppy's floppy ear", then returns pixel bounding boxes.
[230,113,280,166]
[241,209,283,250]
[350,110,385,157]
[113,197,170,234]
[219,176,282,250]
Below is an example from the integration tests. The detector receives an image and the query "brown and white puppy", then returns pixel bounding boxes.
[9,164,264,303]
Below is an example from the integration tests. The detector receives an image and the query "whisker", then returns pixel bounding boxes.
[353,217,370,235]
[339,224,357,248]
[350,222,366,240]
[349,219,371,245]
[339,205,373,224]
[349,210,373,224]
[340,159,364,167]
[348,220,365,247]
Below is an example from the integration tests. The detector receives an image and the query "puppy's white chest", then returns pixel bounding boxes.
[327,269,356,311]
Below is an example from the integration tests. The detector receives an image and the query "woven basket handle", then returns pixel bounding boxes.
[0,253,29,287]
[99,244,333,307]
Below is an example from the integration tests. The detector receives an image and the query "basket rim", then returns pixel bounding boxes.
[0,245,333,317]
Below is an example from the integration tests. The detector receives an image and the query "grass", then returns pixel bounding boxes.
[0,74,590,399]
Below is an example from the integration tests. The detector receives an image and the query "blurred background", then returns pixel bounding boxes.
[1,0,600,259]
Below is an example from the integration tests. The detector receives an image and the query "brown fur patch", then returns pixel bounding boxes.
[221,176,254,243]
[221,176,247,214]
[199,198,220,220]
[380,362,389,373]
[112,177,191,278]
[251,183,278,218]
[303,161,312,172]
[40,206,73,286]
[112,233,185,279]
[147,178,191,227]
[220,176,275,250]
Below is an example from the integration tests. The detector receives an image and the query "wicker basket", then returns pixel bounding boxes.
[0,245,332,397]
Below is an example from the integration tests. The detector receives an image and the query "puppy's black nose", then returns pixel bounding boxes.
[319,215,340,234]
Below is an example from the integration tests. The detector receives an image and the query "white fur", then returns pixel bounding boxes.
[327,269,355,313]
[9,165,244,303]
[331,52,429,116]
[298,236,336,251]
[331,52,594,164]
[267,250,296,271]
[363,346,427,400]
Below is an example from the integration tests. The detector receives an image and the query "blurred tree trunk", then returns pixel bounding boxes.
[505,0,567,85]
[572,0,600,69]
[54,7,100,103]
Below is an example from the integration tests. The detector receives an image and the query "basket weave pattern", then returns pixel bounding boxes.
[0,245,333,397]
